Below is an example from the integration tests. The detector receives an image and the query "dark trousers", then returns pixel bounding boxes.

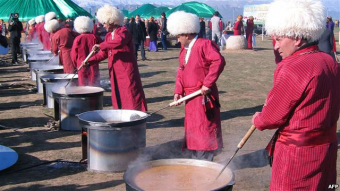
[191,150,215,161]
[161,33,167,50]
[134,40,146,60]
[10,37,20,63]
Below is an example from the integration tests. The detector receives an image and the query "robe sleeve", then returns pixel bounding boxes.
[87,49,108,64]
[70,38,78,68]
[202,41,226,88]
[51,35,59,55]
[254,64,306,131]
[99,28,131,51]
[38,26,43,43]
[174,68,184,95]
[233,22,238,30]
[174,49,185,95]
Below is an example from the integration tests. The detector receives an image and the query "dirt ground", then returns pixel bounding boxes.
[1,33,340,191]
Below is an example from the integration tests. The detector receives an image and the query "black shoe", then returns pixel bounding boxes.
[142,58,146,61]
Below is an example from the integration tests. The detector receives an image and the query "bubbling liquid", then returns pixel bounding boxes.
[134,165,232,190]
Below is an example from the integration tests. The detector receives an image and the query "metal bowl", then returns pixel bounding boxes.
[124,159,235,191]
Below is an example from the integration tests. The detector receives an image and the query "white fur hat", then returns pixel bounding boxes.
[28,18,35,25]
[265,0,325,42]
[45,12,57,22]
[96,5,123,26]
[167,11,200,36]
[35,15,45,24]
[74,16,94,34]
[44,19,60,33]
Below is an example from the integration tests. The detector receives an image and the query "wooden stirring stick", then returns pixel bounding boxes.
[215,125,256,180]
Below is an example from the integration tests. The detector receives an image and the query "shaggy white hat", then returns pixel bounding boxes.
[28,18,35,25]
[44,19,60,33]
[35,15,45,24]
[96,5,123,26]
[45,12,57,22]
[265,0,325,42]
[167,11,200,36]
[74,16,94,33]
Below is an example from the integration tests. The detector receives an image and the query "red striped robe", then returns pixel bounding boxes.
[71,33,102,86]
[88,26,147,112]
[51,28,78,73]
[254,44,340,190]
[175,38,225,151]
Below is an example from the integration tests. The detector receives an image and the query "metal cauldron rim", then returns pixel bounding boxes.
[40,74,78,82]
[33,67,64,73]
[78,109,148,129]
[52,86,104,98]
[123,158,235,191]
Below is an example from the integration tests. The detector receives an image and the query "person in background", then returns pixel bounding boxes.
[327,17,336,56]
[87,5,147,112]
[128,17,135,33]
[0,19,8,37]
[65,17,74,29]
[167,11,226,161]
[45,19,78,73]
[318,25,335,60]
[71,16,102,86]
[8,13,23,65]
[35,15,44,44]
[123,17,130,29]
[210,11,222,44]
[225,21,232,31]
[246,16,254,49]
[160,12,168,50]
[327,16,334,31]
[93,21,107,41]
[147,16,158,52]
[26,18,37,42]
[233,15,244,35]
[252,0,340,190]
[41,12,57,50]
[130,14,147,61]
[198,17,206,38]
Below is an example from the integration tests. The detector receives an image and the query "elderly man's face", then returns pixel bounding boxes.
[177,34,190,47]
[135,15,140,22]
[273,35,301,59]
[103,23,114,32]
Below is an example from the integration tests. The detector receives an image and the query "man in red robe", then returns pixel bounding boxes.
[40,12,57,51]
[167,11,226,161]
[233,15,244,35]
[87,5,147,112]
[71,16,102,86]
[39,21,51,50]
[26,19,37,42]
[245,16,254,49]
[34,15,44,44]
[45,19,78,74]
[252,0,340,190]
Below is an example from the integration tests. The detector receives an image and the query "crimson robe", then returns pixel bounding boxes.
[175,38,225,151]
[26,26,37,42]
[246,20,254,49]
[38,22,51,50]
[51,28,78,73]
[36,23,43,43]
[41,26,51,50]
[233,21,243,35]
[71,33,102,86]
[88,26,147,112]
[254,45,340,190]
